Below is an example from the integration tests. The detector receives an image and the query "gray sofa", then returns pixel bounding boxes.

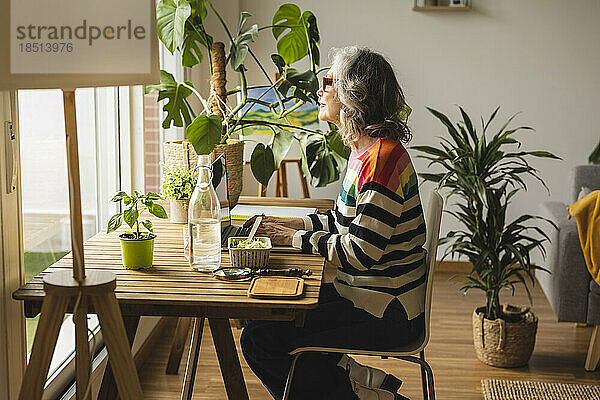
[538,165,600,370]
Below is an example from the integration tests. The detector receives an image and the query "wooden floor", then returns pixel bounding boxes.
[138,269,600,399]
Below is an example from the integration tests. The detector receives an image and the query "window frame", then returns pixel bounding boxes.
[0,90,26,400]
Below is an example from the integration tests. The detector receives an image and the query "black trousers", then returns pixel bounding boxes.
[240,283,424,400]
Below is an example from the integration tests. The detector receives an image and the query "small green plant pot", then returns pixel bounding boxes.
[119,233,156,270]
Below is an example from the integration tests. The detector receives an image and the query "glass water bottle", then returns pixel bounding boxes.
[188,155,221,272]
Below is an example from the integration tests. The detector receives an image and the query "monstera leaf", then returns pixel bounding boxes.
[298,132,343,187]
[278,68,319,103]
[157,0,191,54]
[271,130,294,168]
[182,29,211,68]
[145,70,195,129]
[272,4,320,66]
[326,128,350,169]
[230,12,259,72]
[186,114,222,155]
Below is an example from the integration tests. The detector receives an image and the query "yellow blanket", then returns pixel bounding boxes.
[567,190,600,285]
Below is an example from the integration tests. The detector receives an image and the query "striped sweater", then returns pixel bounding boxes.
[292,138,427,319]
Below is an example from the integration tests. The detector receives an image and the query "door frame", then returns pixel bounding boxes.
[0,90,26,400]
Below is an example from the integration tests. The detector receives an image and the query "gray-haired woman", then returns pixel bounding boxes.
[241,47,426,400]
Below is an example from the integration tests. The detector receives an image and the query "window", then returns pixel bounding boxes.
[18,87,123,388]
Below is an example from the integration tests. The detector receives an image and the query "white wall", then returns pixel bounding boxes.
[208,0,599,245]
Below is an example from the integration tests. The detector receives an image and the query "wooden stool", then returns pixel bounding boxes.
[258,159,310,198]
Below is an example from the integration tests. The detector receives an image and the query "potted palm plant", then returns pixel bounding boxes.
[147,1,352,197]
[161,163,198,223]
[107,191,168,269]
[590,140,600,164]
[413,106,560,367]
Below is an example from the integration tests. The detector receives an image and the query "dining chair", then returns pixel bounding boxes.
[282,190,443,400]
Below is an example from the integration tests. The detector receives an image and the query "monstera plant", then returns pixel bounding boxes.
[146,0,351,188]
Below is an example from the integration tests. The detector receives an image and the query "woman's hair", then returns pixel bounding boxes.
[329,47,412,146]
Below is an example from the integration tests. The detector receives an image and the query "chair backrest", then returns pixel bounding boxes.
[421,190,443,348]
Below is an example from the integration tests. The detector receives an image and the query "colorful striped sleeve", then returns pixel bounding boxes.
[292,180,404,271]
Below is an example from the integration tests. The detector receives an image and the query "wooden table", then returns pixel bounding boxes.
[13,216,326,399]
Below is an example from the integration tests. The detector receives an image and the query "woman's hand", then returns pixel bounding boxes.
[243,215,303,230]
[256,222,297,246]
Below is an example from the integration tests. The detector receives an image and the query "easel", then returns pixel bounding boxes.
[18,91,143,400]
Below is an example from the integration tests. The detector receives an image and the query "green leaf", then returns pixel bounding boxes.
[150,203,168,219]
[146,192,162,200]
[107,213,123,233]
[230,23,258,71]
[111,191,128,202]
[250,143,276,187]
[182,30,208,68]
[271,54,286,74]
[302,11,320,67]
[188,0,208,21]
[186,114,223,155]
[305,134,339,187]
[157,0,192,53]
[326,129,351,160]
[123,207,138,229]
[145,70,194,129]
[142,220,154,232]
[280,68,319,103]
[212,157,224,188]
[527,151,561,160]
[590,140,600,164]
[272,4,308,65]
[398,103,412,122]
[271,130,294,168]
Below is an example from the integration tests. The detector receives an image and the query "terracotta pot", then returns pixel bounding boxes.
[169,199,188,224]
[472,305,538,367]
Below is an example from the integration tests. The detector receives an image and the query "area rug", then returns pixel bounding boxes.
[482,379,600,400]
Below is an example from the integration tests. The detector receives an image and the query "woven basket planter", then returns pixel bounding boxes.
[211,141,244,207]
[472,305,538,368]
[164,140,198,170]
[163,139,244,207]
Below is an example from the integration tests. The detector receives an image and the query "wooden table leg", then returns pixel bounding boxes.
[181,318,205,400]
[209,318,249,400]
[166,317,192,374]
[97,315,140,400]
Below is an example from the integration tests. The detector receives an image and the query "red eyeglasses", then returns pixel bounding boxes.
[322,76,335,89]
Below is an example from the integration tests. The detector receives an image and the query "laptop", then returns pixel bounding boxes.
[211,154,251,248]
[213,154,301,252]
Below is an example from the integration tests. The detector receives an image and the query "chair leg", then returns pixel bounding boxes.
[420,350,428,400]
[397,353,435,400]
[420,357,435,400]
[282,353,303,400]
[585,325,600,371]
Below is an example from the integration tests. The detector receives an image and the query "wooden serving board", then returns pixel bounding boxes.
[248,277,304,299]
